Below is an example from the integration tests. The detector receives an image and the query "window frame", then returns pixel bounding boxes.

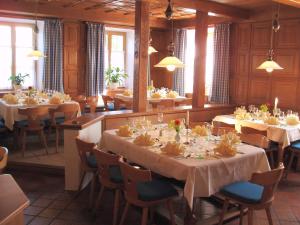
[0,21,36,90]
[105,30,127,72]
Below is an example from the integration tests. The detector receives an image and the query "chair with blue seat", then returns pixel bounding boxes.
[218,163,284,225]
[286,140,300,178]
[102,95,115,111]
[75,137,98,209]
[18,106,49,157]
[49,104,79,152]
[118,159,178,225]
[92,148,124,225]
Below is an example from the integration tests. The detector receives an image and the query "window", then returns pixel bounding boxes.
[184,27,215,96]
[0,23,35,89]
[105,31,126,72]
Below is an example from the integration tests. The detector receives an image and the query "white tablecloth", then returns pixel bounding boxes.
[115,94,187,103]
[101,129,270,209]
[214,114,300,149]
[0,100,80,130]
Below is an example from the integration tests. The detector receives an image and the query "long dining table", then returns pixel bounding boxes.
[101,126,270,210]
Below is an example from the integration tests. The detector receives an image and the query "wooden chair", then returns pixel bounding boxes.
[18,106,49,157]
[150,99,175,110]
[213,127,236,136]
[212,121,235,129]
[118,159,178,225]
[0,147,8,173]
[185,93,193,98]
[93,148,123,225]
[175,98,192,107]
[102,95,115,111]
[75,137,98,209]
[189,121,208,128]
[241,126,276,168]
[114,98,132,110]
[286,141,300,178]
[86,96,99,113]
[218,163,284,225]
[49,104,79,152]
[73,95,87,114]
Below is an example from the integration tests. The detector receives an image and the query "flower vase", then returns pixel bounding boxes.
[175,132,180,142]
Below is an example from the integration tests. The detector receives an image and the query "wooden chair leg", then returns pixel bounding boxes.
[286,150,295,178]
[47,126,52,141]
[247,209,253,225]
[119,202,130,225]
[113,189,120,225]
[265,207,273,225]
[22,130,27,157]
[141,207,149,225]
[239,205,244,225]
[89,173,96,209]
[55,128,59,153]
[269,151,275,169]
[40,130,48,154]
[78,171,86,192]
[94,185,105,213]
[167,199,176,225]
[218,198,229,225]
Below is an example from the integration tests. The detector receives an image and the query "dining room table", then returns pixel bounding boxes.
[100,124,270,211]
[115,93,187,103]
[213,114,300,163]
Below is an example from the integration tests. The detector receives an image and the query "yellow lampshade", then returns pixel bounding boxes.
[257,60,283,73]
[148,46,158,55]
[154,56,184,72]
[27,50,45,61]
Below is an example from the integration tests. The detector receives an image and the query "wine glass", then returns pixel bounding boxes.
[157,112,164,124]
[279,111,285,121]
[287,110,293,116]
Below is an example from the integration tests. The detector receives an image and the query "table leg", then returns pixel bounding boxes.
[184,201,197,225]
[277,144,284,167]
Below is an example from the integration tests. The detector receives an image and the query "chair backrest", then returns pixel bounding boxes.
[102,95,114,109]
[250,163,284,204]
[0,147,8,173]
[75,137,96,170]
[241,126,267,136]
[49,104,79,125]
[114,98,132,110]
[119,159,151,202]
[18,106,49,129]
[151,99,175,110]
[93,148,121,186]
[73,95,87,113]
[189,121,207,128]
[86,96,98,113]
[240,133,270,149]
[175,98,192,107]
[213,126,236,136]
[212,121,235,128]
[185,93,193,98]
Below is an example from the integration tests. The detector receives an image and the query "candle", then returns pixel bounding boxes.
[186,110,190,127]
[151,80,154,87]
[274,97,278,110]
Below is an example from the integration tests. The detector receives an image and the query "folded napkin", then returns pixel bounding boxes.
[286,115,300,126]
[234,106,251,120]
[24,97,38,105]
[264,116,279,125]
[37,92,48,99]
[214,132,240,157]
[166,91,178,99]
[161,141,185,156]
[3,94,18,104]
[49,96,62,104]
[192,125,208,136]
[123,89,133,97]
[133,133,155,146]
[151,92,162,99]
[116,125,133,137]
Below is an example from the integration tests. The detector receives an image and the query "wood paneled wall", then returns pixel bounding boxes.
[63,21,86,97]
[230,12,300,111]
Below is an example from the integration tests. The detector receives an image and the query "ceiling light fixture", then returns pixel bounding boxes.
[257,4,283,73]
[154,0,184,72]
[28,0,45,60]
[148,37,158,55]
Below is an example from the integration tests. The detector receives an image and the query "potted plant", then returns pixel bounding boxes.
[9,73,29,90]
[105,67,128,89]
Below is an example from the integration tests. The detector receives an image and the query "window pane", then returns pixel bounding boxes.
[16,47,35,87]
[0,25,11,46]
[0,47,12,89]
[111,35,123,51]
[184,29,195,94]
[205,27,215,97]
[15,26,33,47]
[111,52,124,70]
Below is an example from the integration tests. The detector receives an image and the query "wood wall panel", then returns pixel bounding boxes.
[251,22,271,49]
[273,49,299,77]
[249,50,269,76]
[248,78,270,104]
[237,23,251,50]
[232,76,248,104]
[271,79,297,108]
[275,20,300,49]
[236,51,249,76]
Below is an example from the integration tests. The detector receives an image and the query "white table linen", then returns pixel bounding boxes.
[115,94,187,103]
[101,128,270,209]
[214,114,300,148]
[0,100,81,130]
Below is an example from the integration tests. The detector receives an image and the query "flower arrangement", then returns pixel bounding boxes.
[260,104,270,113]
[168,119,181,133]
[161,141,185,156]
[105,67,128,88]
[214,132,241,157]
[9,73,29,86]
[192,125,208,136]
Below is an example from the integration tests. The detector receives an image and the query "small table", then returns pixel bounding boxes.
[0,174,29,225]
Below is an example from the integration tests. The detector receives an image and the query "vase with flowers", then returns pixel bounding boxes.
[169,119,181,142]
[9,73,29,91]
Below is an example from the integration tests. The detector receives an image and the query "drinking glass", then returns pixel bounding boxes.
[157,112,164,124]
[287,110,293,116]
[279,111,285,121]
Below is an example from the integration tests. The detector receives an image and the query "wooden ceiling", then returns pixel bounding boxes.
[210,0,271,9]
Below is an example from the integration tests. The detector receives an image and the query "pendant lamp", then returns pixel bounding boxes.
[154,0,184,72]
[257,5,283,73]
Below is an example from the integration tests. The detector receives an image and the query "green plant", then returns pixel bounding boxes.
[105,67,128,85]
[9,73,29,85]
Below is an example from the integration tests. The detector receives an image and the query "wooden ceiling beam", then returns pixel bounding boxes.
[149,0,250,19]
[0,0,169,29]
[272,0,300,8]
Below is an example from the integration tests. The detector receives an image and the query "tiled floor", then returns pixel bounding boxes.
[6,168,300,225]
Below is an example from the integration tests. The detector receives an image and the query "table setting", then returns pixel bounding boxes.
[101,113,270,209]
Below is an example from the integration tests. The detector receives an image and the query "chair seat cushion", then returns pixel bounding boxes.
[221,181,264,204]
[55,117,65,125]
[291,141,300,150]
[107,102,114,111]
[86,154,97,168]
[0,120,5,128]
[109,166,123,184]
[137,179,178,202]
